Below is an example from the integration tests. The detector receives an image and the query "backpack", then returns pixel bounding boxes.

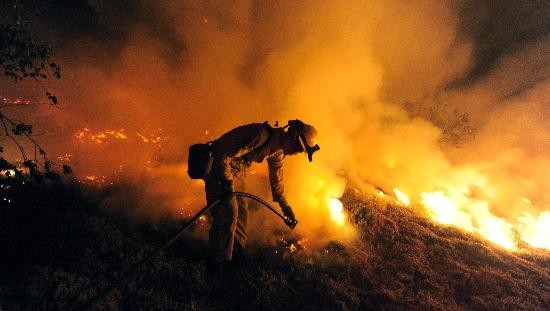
[187,142,214,179]
[187,122,274,180]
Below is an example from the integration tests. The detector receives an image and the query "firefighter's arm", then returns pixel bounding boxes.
[267,151,296,221]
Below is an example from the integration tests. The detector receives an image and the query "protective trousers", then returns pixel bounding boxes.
[205,162,249,265]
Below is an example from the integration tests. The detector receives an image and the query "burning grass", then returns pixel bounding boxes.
[0,177,548,310]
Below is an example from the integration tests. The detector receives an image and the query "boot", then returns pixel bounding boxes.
[230,244,248,268]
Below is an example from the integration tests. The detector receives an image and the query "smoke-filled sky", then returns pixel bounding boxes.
[1,0,550,248]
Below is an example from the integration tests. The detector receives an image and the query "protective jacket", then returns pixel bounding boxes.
[209,122,285,202]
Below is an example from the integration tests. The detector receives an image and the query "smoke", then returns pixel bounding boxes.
[444,40,550,219]
[1,0,549,249]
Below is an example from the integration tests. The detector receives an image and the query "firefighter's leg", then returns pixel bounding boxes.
[205,179,239,265]
[233,173,249,261]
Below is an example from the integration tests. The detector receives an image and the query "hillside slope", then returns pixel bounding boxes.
[0,179,548,310]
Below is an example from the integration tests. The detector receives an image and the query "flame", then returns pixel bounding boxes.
[517,212,550,249]
[74,128,128,144]
[375,171,550,251]
[420,191,472,228]
[1,169,17,177]
[418,190,516,249]
[393,188,410,206]
[477,215,516,250]
[328,198,346,225]
[74,128,167,146]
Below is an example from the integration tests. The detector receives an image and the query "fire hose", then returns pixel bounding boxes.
[74,192,297,310]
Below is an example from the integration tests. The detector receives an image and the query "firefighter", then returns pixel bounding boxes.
[205,119,319,273]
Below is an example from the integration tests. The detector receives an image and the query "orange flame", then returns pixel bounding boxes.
[389,185,550,251]
[517,212,550,249]
[74,128,167,146]
[417,189,517,250]
[74,128,128,144]
[393,188,411,206]
[328,198,346,225]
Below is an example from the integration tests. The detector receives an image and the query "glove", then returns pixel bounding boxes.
[278,197,295,219]
[220,180,234,202]
[278,197,297,228]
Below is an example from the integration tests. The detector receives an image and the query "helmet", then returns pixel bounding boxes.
[287,120,320,162]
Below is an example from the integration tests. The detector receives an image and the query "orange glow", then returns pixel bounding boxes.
[328,198,345,225]
[1,169,17,177]
[413,188,517,250]
[57,153,73,162]
[279,237,309,253]
[418,189,517,249]
[477,215,516,250]
[393,188,410,206]
[136,132,166,144]
[1,96,34,106]
[74,128,127,144]
[79,175,107,185]
[517,212,550,249]
[197,215,208,224]
[420,191,472,228]
[74,128,167,147]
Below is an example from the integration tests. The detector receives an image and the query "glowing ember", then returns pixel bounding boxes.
[1,169,17,177]
[57,153,73,162]
[79,175,108,184]
[1,96,34,106]
[74,128,167,146]
[393,188,410,206]
[278,237,309,254]
[1,182,14,205]
[136,132,166,144]
[74,128,128,144]
[328,198,345,225]
[288,244,297,253]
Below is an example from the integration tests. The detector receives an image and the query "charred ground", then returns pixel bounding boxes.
[0,178,549,310]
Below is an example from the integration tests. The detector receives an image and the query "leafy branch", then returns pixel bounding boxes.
[0,111,59,178]
[1,0,61,106]
[0,1,68,180]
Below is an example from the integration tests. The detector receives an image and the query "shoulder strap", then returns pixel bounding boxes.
[259,121,274,149]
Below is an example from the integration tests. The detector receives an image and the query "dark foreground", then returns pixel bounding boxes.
[1,178,549,310]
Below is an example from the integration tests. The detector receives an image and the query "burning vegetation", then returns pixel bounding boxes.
[1,0,550,309]
[0,178,548,310]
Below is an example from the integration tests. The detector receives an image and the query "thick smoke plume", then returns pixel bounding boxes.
[1,0,549,249]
